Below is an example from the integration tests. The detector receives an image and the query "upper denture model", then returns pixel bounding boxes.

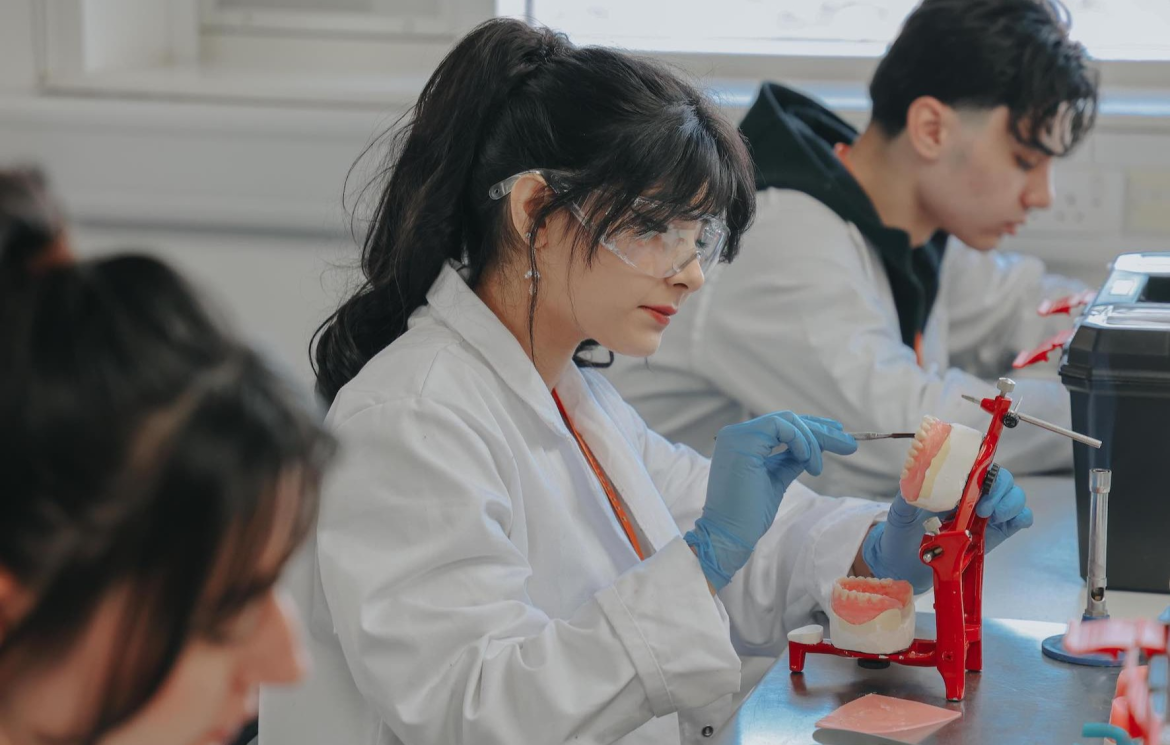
[899,415,983,513]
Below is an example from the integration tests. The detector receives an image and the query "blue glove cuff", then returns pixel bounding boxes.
[860,522,886,580]
[684,520,754,592]
[862,521,934,594]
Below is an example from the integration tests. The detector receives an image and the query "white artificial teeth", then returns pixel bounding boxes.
[911,422,983,512]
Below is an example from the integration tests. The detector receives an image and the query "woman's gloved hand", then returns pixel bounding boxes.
[685,413,858,591]
[861,467,1034,593]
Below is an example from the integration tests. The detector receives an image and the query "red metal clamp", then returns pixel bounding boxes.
[1012,328,1075,369]
[1037,289,1097,317]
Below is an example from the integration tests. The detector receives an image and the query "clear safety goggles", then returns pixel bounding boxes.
[488,169,729,279]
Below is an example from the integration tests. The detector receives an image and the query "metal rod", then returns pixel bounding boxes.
[846,432,916,441]
[1084,468,1111,619]
[1016,411,1103,449]
[959,394,1102,448]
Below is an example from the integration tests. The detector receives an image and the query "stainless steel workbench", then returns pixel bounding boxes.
[961,476,1169,624]
[711,614,1118,744]
[712,476,1168,744]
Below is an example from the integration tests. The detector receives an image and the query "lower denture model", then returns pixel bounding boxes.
[829,577,916,654]
[826,415,984,654]
[899,415,983,513]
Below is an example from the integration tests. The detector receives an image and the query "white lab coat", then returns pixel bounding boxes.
[606,189,1086,499]
[260,262,886,745]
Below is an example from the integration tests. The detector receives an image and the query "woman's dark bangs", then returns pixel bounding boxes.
[199,466,320,626]
[568,114,743,251]
[645,121,738,218]
[115,350,330,635]
[81,357,332,738]
[186,394,329,627]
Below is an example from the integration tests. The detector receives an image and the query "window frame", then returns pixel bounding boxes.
[199,0,466,40]
[32,0,1170,108]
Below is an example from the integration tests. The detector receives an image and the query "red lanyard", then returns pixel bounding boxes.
[551,390,646,561]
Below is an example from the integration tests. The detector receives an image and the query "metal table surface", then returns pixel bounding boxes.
[711,614,1119,744]
[711,474,1170,744]
[946,476,1169,624]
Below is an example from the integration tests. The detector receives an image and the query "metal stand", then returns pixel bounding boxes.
[1042,469,1123,667]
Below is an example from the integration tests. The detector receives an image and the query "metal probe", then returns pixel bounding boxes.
[846,432,916,441]
[1084,468,1111,619]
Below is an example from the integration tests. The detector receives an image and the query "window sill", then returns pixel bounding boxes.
[7,67,1170,241]
[43,66,1170,132]
[43,65,427,110]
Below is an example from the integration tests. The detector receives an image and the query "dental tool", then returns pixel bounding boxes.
[846,432,916,441]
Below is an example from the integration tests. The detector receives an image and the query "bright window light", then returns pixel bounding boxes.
[527,0,1170,61]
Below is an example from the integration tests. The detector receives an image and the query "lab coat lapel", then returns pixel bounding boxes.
[424,263,676,553]
[554,367,681,554]
[421,262,567,434]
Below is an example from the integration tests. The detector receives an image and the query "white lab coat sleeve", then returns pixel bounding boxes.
[612,390,887,658]
[695,195,1069,493]
[316,397,741,745]
[943,242,1088,378]
[719,481,887,657]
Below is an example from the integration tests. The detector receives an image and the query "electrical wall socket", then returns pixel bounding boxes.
[1026,168,1126,235]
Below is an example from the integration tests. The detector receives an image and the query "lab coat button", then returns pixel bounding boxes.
[702,725,714,737]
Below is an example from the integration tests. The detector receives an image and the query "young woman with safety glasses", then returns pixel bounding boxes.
[261,19,1032,745]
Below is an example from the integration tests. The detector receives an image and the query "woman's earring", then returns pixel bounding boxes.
[524,269,541,295]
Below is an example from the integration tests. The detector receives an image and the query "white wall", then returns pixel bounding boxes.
[0,0,38,92]
[5,0,1170,393]
[69,224,358,389]
[0,94,388,388]
[4,94,1162,390]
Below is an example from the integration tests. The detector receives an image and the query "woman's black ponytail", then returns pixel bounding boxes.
[312,21,569,403]
[0,167,66,286]
[313,19,756,403]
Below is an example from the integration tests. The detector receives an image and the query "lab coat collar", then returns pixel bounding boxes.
[421,264,678,550]
[422,261,570,436]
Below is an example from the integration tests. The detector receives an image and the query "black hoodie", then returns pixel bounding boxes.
[739,82,946,350]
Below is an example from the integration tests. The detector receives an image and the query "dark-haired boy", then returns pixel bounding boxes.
[608,0,1100,497]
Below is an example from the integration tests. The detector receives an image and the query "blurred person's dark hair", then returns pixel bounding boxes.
[0,202,335,737]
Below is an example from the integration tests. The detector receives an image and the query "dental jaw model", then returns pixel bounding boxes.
[824,416,978,655]
[900,416,984,512]
[829,577,916,654]
[789,381,1104,702]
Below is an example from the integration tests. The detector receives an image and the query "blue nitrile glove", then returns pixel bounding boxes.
[862,467,1034,593]
[685,413,858,591]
